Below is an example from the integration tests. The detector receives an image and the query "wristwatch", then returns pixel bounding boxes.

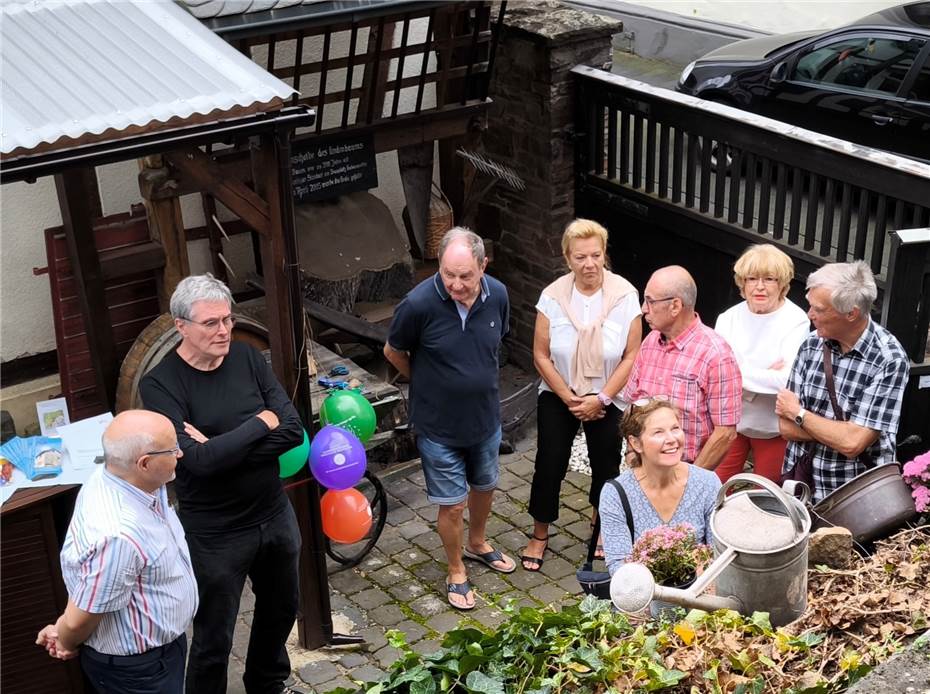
[794,408,807,427]
[596,392,612,407]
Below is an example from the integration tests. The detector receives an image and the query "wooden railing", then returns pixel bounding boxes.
[233,2,503,135]
[573,65,930,284]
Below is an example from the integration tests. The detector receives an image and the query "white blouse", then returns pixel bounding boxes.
[536,288,641,408]
[714,299,811,438]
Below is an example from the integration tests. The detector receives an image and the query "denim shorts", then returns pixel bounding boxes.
[417,427,502,505]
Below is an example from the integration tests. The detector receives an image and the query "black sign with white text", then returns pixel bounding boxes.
[291,133,378,203]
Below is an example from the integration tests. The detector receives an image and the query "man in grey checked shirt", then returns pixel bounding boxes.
[775,261,909,502]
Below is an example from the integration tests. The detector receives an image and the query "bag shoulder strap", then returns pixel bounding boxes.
[821,343,845,422]
[822,342,874,469]
[587,479,635,565]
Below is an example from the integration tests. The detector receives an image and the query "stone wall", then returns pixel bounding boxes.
[480,2,621,368]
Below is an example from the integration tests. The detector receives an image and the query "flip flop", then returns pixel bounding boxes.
[463,546,516,574]
[520,534,549,572]
[446,579,476,610]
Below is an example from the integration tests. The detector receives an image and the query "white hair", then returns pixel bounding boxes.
[170,274,233,320]
[438,227,485,265]
[807,261,876,315]
[102,429,156,471]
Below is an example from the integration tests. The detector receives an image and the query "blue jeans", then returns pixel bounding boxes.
[81,634,187,694]
[417,427,501,505]
[184,506,301,694]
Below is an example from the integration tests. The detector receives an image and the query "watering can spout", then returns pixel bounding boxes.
[610,558,742,615]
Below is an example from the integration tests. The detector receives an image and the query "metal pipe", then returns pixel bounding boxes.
[652,585,742,613]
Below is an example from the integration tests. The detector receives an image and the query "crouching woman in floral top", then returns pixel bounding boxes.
[599,398,721,576]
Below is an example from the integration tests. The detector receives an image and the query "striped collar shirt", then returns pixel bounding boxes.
[621,315,742,462]
[783,320,909,502]
[60,467,198,655]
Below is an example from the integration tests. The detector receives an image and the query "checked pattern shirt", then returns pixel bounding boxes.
[783,320,909,502]
[621,316,742,462]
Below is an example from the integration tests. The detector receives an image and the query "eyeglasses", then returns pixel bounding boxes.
[642,296,676,309]
[145,444,181,458]
[181,315,236,332]
[744,276,779,286]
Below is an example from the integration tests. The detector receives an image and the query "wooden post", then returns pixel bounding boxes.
[882,227,930,362]
[255,130,332,649]
[139,155,190,308]
[54,169,119,412]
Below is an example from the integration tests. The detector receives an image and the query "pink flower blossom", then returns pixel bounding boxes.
[912,486,930,513]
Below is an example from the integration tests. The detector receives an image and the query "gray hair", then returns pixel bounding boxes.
[807,261,876,315]
[438,227,485,266]
[170,274,233,320]
[670,273,698,310]
[102,429,156,471]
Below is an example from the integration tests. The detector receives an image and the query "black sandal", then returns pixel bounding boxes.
[520,534,549,572]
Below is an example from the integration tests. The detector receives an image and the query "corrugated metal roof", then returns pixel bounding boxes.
[1,0,296,157]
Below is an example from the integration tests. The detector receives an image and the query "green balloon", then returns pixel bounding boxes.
[320,390,377,443]
[279,429,309,478]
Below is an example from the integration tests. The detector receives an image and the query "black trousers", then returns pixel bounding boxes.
[184,506,301,694]
[528,390,621,524]
[81,634,187,694]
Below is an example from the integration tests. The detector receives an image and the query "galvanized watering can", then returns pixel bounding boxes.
[610,474,811,626]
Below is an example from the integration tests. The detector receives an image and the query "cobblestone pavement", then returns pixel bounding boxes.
[223,425,597,693]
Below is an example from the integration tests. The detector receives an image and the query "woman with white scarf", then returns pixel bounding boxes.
[521,219,641,571]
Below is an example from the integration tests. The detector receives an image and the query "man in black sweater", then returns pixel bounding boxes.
[140,274,304,694]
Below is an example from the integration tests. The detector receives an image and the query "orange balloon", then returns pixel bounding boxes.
[320,488,372,544]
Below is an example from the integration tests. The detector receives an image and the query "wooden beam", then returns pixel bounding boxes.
[139,155,189,308]
[54,169,119,412]
[165,147,271,235]
[254,131,332,649]
[99,241,166,281]
[166,102,490,198]
[247,273,388,348]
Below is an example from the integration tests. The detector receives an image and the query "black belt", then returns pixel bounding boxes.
[83,634,184,667]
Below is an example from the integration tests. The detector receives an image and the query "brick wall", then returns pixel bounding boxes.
[481,2,621,368]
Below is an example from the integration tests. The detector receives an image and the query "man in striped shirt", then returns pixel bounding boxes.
[621,266,741,469]
[36,410,198,693]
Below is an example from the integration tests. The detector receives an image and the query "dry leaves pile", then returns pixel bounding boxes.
[620,526,930,693]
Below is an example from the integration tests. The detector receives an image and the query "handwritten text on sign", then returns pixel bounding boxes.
[291,134,378,203]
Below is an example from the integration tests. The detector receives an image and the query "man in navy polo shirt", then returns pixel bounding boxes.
[384,227,515,610]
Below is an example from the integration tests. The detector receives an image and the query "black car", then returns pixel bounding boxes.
[677,1,930,162]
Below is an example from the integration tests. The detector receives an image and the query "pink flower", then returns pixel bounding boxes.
[911,488,929,513]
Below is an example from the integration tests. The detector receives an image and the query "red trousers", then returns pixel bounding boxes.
[715,433,787,484]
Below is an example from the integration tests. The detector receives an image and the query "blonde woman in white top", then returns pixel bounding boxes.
[714,244,810,483]
[521,219,641,571]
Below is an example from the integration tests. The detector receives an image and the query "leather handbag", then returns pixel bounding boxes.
[576,479,632,599]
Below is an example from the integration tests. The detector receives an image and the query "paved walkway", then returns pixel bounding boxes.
[224,425,596,693]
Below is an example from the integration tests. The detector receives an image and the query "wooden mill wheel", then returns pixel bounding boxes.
[115,312,270,412]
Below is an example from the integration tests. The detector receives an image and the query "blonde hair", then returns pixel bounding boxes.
[620,399,681,468]
[733,244,794,300]
[561,218,610,269]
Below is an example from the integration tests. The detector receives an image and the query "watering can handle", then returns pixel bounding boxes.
[715,473,806,535]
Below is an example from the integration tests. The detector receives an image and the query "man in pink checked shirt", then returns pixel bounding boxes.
[621,266,742,470]
[36,410,198,694]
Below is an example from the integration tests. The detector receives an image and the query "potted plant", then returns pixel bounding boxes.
[629,523,712,619]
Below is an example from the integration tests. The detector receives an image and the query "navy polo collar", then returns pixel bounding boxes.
[432,273,490,303]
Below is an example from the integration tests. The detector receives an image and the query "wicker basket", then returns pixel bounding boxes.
[424,183,453,260]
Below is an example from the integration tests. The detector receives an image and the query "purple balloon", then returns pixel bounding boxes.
[309,425,366,490]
